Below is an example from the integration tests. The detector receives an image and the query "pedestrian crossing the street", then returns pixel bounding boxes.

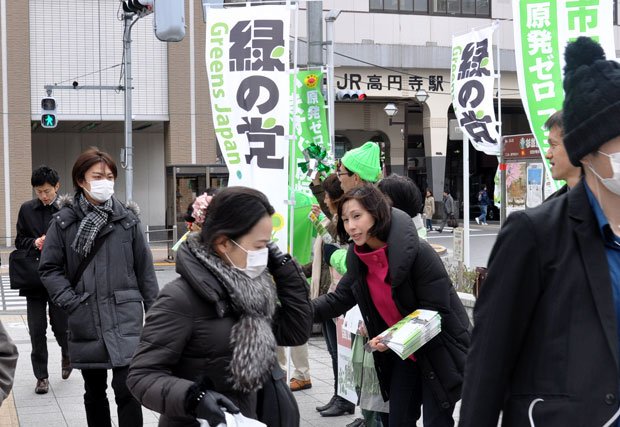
[0,274,26,311]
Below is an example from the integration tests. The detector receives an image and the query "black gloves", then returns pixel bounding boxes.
[323,243,339,265]
[267,242,290,270]
[195,390,240,426]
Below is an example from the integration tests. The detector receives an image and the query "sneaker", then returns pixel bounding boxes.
[483,222,488,225]
[35,378,49,394]
[475,217,480,225]
[289,378,312,391]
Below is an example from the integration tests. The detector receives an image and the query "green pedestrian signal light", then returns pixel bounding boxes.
[40,96,58,129]
[41,114,57,128]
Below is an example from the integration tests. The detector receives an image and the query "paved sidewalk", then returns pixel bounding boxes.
[0,263,462,426]
[0,313,359,426]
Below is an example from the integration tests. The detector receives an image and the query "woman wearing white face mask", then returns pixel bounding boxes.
[39,147,159,427]
[127,186,312,427]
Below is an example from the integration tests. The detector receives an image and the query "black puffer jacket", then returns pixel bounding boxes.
[127,238,312,427]
[313,208,471,408]
[39,195,159,369]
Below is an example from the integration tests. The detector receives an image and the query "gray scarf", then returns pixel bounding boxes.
[71,194,114,257]
[187,235,277,393]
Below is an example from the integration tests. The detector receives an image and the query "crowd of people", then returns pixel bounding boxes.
[0,36,619,427]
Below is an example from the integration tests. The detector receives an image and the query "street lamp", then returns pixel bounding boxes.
[384,90,430,177]
[414,88,429,103]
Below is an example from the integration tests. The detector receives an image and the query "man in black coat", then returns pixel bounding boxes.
[460,37,620,426]
[15,166,70,394]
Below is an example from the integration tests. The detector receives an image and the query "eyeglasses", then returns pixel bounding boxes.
[335,159,352,177]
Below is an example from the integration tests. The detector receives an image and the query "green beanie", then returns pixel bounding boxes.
[341,142,382,183]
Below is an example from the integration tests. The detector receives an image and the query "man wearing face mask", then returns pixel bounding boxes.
[459,37,620,427]
[39,148,159,427]
[460,37,620,426]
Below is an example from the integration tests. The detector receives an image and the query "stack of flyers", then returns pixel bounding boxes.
[375,309,441,360]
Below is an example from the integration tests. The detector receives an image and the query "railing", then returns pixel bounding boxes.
[0,226,180,266]
[145,225,178,261]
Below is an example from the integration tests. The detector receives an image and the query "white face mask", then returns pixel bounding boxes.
[86,179,115,203]
[225,239,268,279]
[588,151,620,196]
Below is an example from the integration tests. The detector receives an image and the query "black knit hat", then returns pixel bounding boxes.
[563,37,620,166]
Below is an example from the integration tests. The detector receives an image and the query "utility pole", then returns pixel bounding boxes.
[307,1,323,67]
[123,12,135,202]
[325,10,341,158]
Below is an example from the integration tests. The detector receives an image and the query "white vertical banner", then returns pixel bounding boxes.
[451,24,500,156]
[205,5,291,248]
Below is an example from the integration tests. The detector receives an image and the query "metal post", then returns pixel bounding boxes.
[123,12,134,202]
[325,10,340,158]
[463,134,470,268]
[496,20,505,226]
[403,102,409,177]
[307,1,323,67]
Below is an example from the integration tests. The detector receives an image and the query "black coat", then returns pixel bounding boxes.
[459,181,620,426]
[127,240,312,427]
[39,195,159,369]
[15,197,60,298]
[312,208,471,408]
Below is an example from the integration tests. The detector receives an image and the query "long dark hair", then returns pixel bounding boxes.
[322,173,344,204]
[336,185,391,244]
[201,186,275,249]
[377,174,423,218]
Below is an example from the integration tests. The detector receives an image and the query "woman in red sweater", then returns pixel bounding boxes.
[312,185,470,427]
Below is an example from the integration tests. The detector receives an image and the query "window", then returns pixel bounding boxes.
[371,0,490,17]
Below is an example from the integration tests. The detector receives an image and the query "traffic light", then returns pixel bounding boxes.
[122,0,152,13]
[335,90,367,101]
[153,0,185,42]
[41,97,57,129]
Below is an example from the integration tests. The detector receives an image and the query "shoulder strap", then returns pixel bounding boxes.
[70,233,110,286]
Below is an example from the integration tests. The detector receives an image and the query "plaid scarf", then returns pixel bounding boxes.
[71,194,114,257]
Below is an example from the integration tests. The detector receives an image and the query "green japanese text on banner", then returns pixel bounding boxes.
[451,24,500,156]
[513,0,615,192]
[205,5,291,249]
[289,70,333,263]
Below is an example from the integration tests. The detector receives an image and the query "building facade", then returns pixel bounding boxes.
[0,0,618,242]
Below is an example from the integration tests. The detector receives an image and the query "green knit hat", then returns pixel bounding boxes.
[341,142,381,183]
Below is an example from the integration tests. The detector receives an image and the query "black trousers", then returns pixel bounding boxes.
[379,359,454,427]
[26,296,69,380]
[81,366,143,427]
[322,319,338,395]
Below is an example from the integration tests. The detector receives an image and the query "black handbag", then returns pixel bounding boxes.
[9,249,43,290]
[256,365,300,427]
[447,216,458,228]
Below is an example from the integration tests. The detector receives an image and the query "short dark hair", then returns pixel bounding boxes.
[71,147,118,192]
[322,173,344,203]
[544,110,563,132]
[201,186,275,249]
[31,166,59,187]
[377,174,423,218]
[336,185,391,244]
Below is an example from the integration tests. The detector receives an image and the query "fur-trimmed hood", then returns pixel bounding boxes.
[56,193,140,217]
